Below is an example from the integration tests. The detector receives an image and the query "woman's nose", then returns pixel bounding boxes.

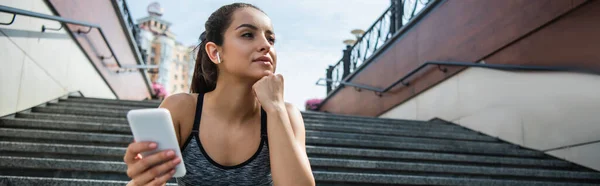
[258,37,271,53]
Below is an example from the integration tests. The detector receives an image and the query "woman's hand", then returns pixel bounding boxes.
[252,73,285,112]
[124,141,181,186]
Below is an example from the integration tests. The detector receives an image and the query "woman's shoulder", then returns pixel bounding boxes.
[159,93,198,118]
[161,93,197,105]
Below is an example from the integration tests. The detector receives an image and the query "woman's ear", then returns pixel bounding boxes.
[205,42,220,65]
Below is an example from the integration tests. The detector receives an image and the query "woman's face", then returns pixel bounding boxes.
[220,7,277,81]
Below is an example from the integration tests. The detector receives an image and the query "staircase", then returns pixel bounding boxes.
[0,96,599,185]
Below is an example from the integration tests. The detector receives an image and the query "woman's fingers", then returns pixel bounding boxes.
[148,169,176,186]
[124,142,157,164]
[127,150,176,178]
[134,157,181,185]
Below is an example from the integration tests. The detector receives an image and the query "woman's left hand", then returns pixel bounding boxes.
[252,73,285,112]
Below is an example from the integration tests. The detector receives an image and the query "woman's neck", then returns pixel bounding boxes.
[203,75,260,126]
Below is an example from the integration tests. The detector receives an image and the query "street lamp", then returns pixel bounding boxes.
[351,29,365,39]
[343,39,356,47]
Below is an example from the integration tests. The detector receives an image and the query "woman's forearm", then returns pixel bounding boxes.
[266,105,315,186]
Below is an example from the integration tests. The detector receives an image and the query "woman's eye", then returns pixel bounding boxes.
[268,37,276,44]
[242,33,253,38]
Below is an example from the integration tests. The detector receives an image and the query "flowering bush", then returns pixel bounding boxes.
[305,98,323,111]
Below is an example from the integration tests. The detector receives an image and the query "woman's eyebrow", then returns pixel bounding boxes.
[236,24,258,30]
[236,23,274,35]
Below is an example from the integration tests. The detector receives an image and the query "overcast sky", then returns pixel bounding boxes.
[128,0,390,110]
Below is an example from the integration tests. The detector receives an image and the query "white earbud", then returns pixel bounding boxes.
[216,52,221,64]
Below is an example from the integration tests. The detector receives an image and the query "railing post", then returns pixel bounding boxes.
[326,65,333,95]
[342,45,352,79]
[391,0,404,33]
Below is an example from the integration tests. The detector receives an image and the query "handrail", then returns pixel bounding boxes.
[0,5,124,69]
[0,4,159,72]
[316,61,600,96]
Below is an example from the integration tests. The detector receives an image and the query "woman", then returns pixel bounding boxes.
[123,3,315,186]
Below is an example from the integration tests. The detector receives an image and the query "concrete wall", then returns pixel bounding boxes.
[380,67,600,171]
[0,0,115,117]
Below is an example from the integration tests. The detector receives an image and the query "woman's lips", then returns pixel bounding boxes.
[253,56,272,65]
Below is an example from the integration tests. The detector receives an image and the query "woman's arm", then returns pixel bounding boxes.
[253,74,315,186]
[265,102,315,186]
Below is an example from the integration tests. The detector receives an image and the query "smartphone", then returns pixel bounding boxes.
[127,108,187,177]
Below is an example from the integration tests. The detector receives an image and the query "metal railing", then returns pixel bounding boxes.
[325,0,436,94]
[0,5,156,73]
[317,61,600,96]
[113,0,146,64]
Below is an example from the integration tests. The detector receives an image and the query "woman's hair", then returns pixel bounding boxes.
[190,3,264,93]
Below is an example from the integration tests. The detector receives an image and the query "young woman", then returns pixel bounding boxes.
[123,3,315,186]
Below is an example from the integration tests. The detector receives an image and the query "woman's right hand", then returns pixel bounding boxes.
[124,141,181,186]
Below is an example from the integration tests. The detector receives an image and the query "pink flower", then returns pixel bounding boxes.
[305,98,323,110]
[152,82,168,97]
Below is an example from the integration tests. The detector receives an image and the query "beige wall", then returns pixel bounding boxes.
[0,0,115,117]
[380,68,600,171]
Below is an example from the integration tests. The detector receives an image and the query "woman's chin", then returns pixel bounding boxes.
[259,70,274,76]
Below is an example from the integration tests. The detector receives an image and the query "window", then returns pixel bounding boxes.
[174,75,178,80]
[181,84,184,89]
[152,20,156,27]
[173,85,177,91]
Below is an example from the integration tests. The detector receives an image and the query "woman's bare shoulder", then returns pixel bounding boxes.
[159,93,198,120]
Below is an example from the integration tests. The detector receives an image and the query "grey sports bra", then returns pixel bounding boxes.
[175,93,273,185]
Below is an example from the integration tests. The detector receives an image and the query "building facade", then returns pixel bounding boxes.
[136,2,195,96]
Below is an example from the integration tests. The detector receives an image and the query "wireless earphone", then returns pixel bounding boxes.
[217,52,221,64]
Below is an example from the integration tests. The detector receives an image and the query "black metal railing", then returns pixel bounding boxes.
[0,5,156,73]
[317,61,600,96]
[113,0,147,64]
[325,0,436,94]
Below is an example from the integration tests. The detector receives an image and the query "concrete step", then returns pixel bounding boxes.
[25,107,496,142]
[0,118,130,134]
[0,124,529,157]
[3,113,478,142]
[33,106,127,118]
[306,137,543,157]
[0,139,573,170]
[309,158,600,181]
[302,112,428,125]
[304,119,469,133]
[1,117,499,149]
[61,97,160,108]
[0,128,131,146]
[16,112,127,124]
[305,123,497,142]
[22,109,466,135]
[0,176,142,186]
[0,141,123,161]
[0,156,125,174]
[0,156,177,184]
[68,96,162,104]
[313,171,600,186]
[2,147,595,184]
[306,146,575,169]
[306,130,513,148]
[0,124,536,159]
[305,121,480,136]
[51,102,149,110]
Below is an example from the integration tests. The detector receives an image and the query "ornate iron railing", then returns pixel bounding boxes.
[113,0,147,65]
[324,0,435,94]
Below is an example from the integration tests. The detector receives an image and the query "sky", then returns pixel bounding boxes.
[127,0,391,110]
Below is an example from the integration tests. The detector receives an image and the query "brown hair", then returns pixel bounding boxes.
[190,3,263,93]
